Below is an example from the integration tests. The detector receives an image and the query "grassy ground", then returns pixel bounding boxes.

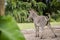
[17,22,60,30]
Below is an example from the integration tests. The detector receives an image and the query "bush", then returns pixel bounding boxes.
[56,18,60,22]
[0,15,25,40]
[36,2,47,15]
[50,18,56,22]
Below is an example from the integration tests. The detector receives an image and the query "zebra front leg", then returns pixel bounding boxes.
[35,26,39,37]
[47,22,57,37]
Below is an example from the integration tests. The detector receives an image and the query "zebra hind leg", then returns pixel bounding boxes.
[47,22,57,38]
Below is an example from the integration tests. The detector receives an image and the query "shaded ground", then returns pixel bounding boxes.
[21,25,60,40]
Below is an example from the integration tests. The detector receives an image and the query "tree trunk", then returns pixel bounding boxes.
[0,0,5,16]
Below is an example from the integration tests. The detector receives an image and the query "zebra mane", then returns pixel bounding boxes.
[30,9,38,15]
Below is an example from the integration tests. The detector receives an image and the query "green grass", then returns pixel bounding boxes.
[17,23,34,30]
[18,22,60,30]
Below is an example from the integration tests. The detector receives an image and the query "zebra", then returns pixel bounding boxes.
[27,9,57,39]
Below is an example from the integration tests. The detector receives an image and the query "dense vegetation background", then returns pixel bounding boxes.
[5,0,60,23]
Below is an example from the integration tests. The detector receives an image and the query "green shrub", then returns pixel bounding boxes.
[56,18,60,22]
[0,15,25,40]
[36,2,47,15]
[50,18,56,22]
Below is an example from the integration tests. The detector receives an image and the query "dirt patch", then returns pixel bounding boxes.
[21,28,60,40]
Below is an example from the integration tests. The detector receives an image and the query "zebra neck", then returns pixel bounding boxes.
[32,14,38,20]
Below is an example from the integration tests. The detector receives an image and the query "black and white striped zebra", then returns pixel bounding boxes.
[28,9,57,39]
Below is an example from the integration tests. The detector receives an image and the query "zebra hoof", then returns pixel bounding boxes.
[55,35,57,37]
[40,37,43,39]
[52,35,57,38]
[40,37,44,39]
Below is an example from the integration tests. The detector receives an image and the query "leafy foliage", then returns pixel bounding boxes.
[36,2,47,15]
[0,15,25,40]
[5,0,60,22]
